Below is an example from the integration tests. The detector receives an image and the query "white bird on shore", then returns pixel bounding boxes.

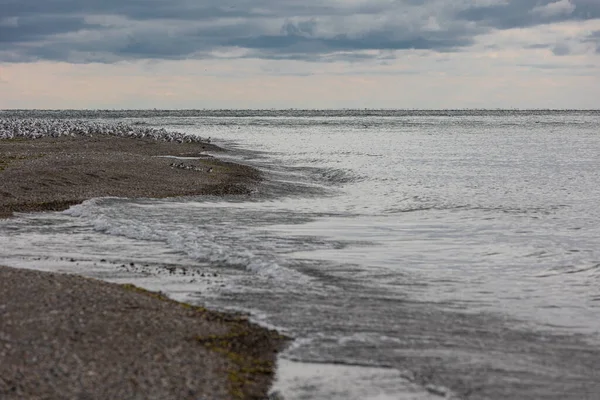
[0,117,204,144]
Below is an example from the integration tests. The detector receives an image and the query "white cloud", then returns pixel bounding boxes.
[531,0,576,19]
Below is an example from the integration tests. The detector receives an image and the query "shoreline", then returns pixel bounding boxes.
[0,134,289,399]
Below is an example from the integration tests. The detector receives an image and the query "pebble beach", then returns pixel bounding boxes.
[0,120,287,399]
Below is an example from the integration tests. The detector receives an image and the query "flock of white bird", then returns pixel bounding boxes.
[0,118,207,143]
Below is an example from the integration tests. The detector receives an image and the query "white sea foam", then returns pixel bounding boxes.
[63,199,313,283]
[270,359,449,400]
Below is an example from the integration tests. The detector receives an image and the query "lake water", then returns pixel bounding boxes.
[1,110,600,399]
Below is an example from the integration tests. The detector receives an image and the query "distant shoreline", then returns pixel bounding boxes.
[0,133,288,399]
[1,110,599,124]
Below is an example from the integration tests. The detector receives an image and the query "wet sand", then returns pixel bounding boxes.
[0,266,287,400]
[0,135,259,218]
[0,135,288,399]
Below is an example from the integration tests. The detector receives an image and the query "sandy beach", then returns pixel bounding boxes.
[0,135,260,218]
[0,135,287,399]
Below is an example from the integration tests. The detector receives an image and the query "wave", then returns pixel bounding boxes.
[382,201,568,216]
[284,166,364,187]
[64,199,312,283]
[535,263,600,278]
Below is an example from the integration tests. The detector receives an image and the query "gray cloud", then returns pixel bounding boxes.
[0,0,599,63]
[0,15,100,43]
[586,30,600,53]
[231,31,472,55]
[521,27,600,56]
[552,43,574,56]
[457,0,600,29]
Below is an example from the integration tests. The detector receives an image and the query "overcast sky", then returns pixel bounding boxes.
[1,0,599,109]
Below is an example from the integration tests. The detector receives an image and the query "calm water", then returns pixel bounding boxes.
[1,110,600,399]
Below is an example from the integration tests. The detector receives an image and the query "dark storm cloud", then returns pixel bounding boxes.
[1,0,323,21]
[231,31,472,54]
[0,0,598,63]
[0,15,99,43]
[457,0,593,29]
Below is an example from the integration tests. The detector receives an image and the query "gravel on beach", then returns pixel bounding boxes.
[0,266,287,399]
[0,134,287,399]
[0,135,260,218]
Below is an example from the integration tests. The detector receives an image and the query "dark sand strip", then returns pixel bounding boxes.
[0,135,288,399]
[0,266,287,400]
[0,135,259,218]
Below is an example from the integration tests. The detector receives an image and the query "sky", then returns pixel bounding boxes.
[1,0,599,109]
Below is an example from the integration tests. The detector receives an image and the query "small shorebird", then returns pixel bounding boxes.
[0,118,205,144]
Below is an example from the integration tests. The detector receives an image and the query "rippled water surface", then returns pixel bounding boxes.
[1,110,600,399]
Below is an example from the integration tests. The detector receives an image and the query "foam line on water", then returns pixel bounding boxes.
[270,359,453,400]
[64,200,312,283]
